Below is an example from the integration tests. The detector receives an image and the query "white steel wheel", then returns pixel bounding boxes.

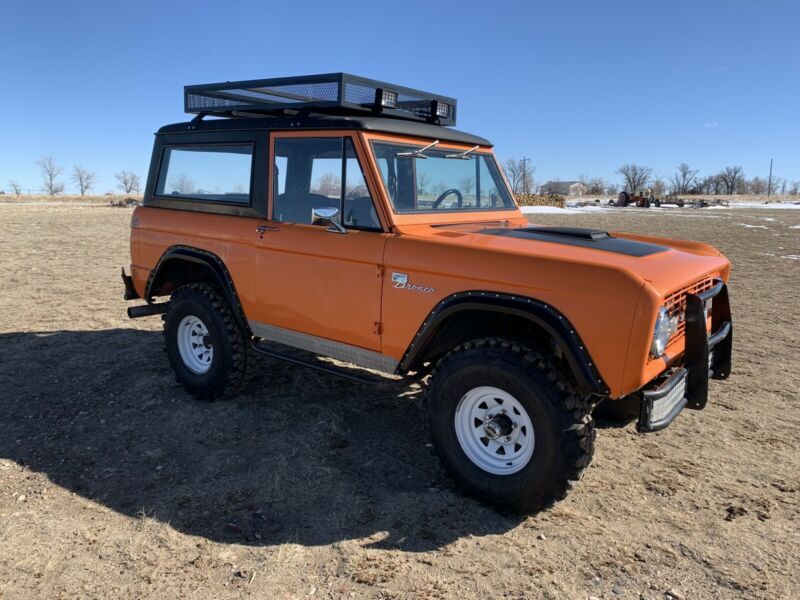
[176,315,214,375]
[454,386,535,475]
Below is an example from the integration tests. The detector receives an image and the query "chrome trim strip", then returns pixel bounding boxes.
[248,320,398,374]
[697,279,724,302]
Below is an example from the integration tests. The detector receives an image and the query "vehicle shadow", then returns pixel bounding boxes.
[0,329,523,551]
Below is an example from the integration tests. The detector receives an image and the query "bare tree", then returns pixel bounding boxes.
[717,166,745,194]
[788,181,800,195]
[115,170,142,194]
[71,166,97,196]
[313,172,341,197]
[669,163,699,194]
[37,155,65,196]
[578,175,607,195]
[459,175,476,196]
[169,174,195,195]
[651,177,667,197]
[605,183,618,195]
[503,158,534,194]
[416,172,430,196]
[696,175,722,195]
[617,164,652,192]
[767,177,784,195]
[748,177,769,195]
[8,180,22,196]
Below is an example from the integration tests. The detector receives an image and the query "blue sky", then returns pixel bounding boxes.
[1,0,797,194]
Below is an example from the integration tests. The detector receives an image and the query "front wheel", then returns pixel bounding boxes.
[163,283,253,400]
[425,338,595,513]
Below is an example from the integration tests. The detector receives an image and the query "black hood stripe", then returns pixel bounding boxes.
[479,226,668,257]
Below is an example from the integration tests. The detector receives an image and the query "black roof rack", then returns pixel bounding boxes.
[184,73,457,127]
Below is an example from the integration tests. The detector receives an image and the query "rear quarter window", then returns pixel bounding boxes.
[155,144,254,204]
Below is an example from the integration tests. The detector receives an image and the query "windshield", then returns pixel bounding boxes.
[371,142,516,213]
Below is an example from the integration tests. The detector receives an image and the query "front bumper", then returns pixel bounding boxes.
[638,280,732,433]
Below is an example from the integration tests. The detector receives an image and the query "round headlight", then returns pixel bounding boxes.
[650,306,671,358]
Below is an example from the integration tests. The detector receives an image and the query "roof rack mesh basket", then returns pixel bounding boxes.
[184,73,457,126]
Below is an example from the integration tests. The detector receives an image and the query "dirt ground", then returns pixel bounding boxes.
[0,204,798,599]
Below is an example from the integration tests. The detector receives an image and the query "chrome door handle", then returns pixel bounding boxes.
[256,224,279,234]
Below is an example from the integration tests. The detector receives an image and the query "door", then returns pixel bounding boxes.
[251,132,388,352]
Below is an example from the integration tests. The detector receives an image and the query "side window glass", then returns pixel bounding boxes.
[272,138,342,224]
[156,145,253,203]
[274,155,287,196]
[310,158,343,198]
[343,140,379,229]
[272,137,381,230]
[477,157,502,207]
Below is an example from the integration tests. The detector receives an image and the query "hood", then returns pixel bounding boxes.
[397,222,730,295]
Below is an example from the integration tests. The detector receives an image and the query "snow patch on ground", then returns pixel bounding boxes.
[519,205,584,215]
[739,223,768,229]
[730,202,800,210]
[782,255,800,261]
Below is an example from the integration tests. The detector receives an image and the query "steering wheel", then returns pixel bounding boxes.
[432,188,463,209]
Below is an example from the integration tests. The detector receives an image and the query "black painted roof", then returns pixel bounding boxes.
[156,114,492,147]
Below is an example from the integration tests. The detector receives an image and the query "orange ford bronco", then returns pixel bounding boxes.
[122,74,733,512]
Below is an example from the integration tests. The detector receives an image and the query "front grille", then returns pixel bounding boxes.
[664,276,716,342]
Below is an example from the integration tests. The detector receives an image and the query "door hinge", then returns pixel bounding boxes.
[373,321,382,335]
[376,265,384,278]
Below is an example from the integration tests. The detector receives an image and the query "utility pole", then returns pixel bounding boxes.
[521,157,529,194]
[767,158,773,197]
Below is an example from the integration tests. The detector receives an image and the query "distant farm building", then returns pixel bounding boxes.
[539,181,588,196]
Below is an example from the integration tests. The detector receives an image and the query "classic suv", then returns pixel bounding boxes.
[122,74,733,512]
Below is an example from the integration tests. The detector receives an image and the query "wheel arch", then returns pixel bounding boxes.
[145,245,252,336]
[399,291,609,395]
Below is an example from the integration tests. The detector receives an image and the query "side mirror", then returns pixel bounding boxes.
[311,206,347,234]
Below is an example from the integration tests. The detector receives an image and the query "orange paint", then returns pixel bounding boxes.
[129,129,731,398]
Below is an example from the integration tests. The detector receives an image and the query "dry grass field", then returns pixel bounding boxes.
[0,204,798,599]
[0,195,142,206]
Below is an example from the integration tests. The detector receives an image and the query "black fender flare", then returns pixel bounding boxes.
[399,291,609,396]
[145,245,252,336]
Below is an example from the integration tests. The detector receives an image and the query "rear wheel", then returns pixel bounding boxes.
[617,191,630,207]
[163,283,253,400]
[425,338,595,513]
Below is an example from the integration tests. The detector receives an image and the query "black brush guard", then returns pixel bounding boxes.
[638,280,733,433]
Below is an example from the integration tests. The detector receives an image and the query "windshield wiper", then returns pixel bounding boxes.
[445,145,479,160]
[396,140,439,159]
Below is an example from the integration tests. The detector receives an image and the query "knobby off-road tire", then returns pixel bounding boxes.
[425,337,596,513]
[163,283,254,400]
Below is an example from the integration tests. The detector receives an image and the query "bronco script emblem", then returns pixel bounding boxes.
[392,272,436,294]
